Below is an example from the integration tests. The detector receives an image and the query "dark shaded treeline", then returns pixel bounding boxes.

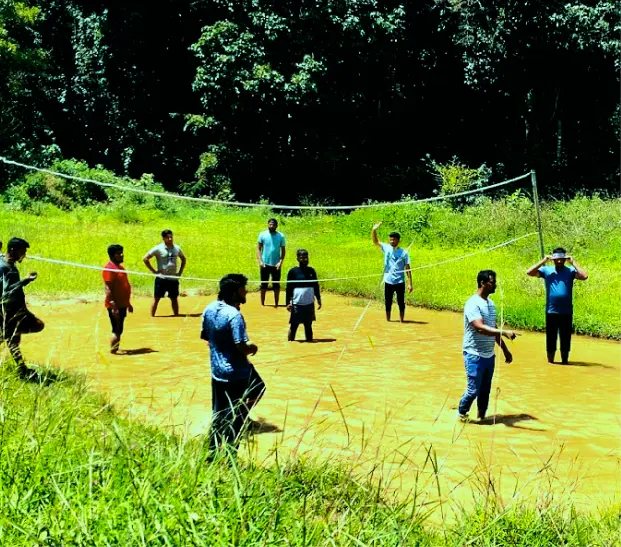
[1,0,618,203]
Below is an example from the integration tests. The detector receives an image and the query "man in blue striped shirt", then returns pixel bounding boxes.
[458,270,518,423]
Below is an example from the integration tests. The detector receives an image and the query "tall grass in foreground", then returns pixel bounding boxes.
[0,361,618,546]
[0,194,619,338]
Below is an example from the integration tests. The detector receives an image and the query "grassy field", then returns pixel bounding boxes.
[0,364,618,546]
[1,193,619,338]
[0,170,619,544]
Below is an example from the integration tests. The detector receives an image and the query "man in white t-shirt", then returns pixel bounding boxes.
[143,229,186,316]
[458,270,518,423]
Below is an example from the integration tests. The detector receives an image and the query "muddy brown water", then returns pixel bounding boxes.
[19,294,621,519]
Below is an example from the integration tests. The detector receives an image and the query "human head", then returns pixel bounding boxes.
[107,244,124,264]
[477,270,497,294]
[551,247,567,268]
[218,273,248,306]
[388,231,401,248]
[7,237,30,262]
[296,248,309,267]
[267,218,278,233]
[161,229,173,246]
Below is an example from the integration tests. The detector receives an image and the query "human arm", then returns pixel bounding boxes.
[0,266,37,300]
[143,251,158,274]
[276,246,286,270]
[497,336,513,364]
[313,268,322,309]
[104,281,120,316]
[567,256,588,280]
[371,222,382,248]
[231,313,258,356]
[405,252,413,292]
[526,256,551,277]
[469,318,518,340]
[285,268,294,310]
[276,235,286,270]
[236,341,258,356]
[178,249,186,277]
[256,241,264,267]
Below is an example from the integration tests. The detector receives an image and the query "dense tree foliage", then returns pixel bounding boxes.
[0,0,618,202]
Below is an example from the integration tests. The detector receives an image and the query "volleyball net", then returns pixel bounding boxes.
[0,155,544,294]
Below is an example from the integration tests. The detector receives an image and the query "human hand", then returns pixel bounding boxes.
[372,221,382,231]
[27,272,38,282]
[128,304,134,313]
[407,283,413,293]
[286,304,292,312]
[504,349,513,364]
[247,343,258,356]
[275,262,281,270]
[503,330,519,341]
[317,302,322,310]
[259,262,265,268]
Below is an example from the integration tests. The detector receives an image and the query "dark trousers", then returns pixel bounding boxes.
[209,369,266,453]
[546,313,573,354]
[384,282,406,314]
[0,309,45,369]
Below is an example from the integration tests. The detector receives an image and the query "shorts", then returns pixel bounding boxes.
[260,265,281,286]
[154,277,180,299]
[107,307,128,336]
[0,309,45,340]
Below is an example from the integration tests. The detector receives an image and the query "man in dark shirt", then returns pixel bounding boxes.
[201,274,265,456]
[286,249,322,342]
[0,238,45,378]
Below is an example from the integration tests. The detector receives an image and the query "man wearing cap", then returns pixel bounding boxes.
[526,247,588,364]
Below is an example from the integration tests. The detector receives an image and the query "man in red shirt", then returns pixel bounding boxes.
[103,244,133,354]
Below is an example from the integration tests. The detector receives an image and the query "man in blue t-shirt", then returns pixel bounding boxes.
[256,218,286,307]
[526,247,588,364]
[201,274,266,455]
[371,222,413,322]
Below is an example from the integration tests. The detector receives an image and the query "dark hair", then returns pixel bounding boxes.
[268,218,278,226]
[218,274,248,304]
[107,244,123,259]
[7,237,30,253]
[552,247,566,255]
[161,229,173,238]
[477,270,496,288]
[389,231,401,240]
[296,248,308,256]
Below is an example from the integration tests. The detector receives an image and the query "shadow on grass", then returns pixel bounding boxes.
[161,313,202,318]
[20,366,66,386]
[248,417,282,435]
[399,320,429,325]
[476,413,540,430]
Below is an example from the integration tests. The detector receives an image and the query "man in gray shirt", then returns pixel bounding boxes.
[143,229,186,316]
[458,270,518,422]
